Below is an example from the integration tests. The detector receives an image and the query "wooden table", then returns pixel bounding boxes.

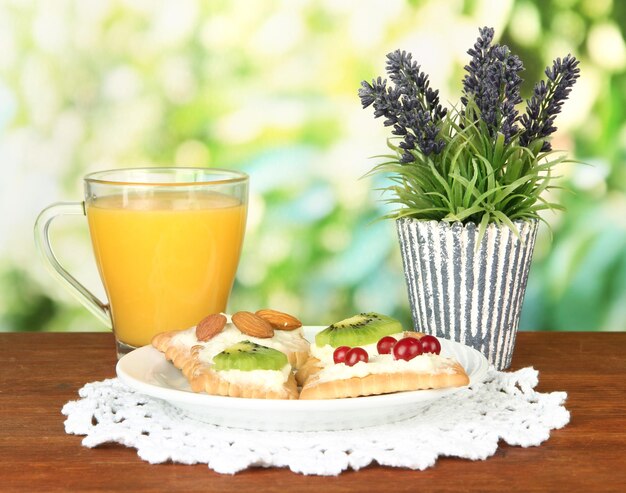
[1,332,625,492]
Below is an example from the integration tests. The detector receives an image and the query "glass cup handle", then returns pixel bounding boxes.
[34,202,111,328]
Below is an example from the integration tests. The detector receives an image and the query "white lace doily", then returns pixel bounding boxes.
[62,367,569,475]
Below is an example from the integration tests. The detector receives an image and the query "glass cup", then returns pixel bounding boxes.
[35,167,248,358]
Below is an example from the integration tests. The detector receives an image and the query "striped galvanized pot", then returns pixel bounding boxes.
[396,218,538,370]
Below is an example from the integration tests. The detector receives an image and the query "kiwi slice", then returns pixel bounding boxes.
[315,312,403,348]
[213,341,288,371]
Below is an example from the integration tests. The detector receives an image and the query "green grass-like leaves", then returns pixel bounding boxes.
[370,101,569,237]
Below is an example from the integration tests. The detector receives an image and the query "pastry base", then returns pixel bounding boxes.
[151,330,198,379]
[186,361,299,400]
[152,330,300,400]
[296,331,427,388]
[295,356,323,386]
[299,362,469,400]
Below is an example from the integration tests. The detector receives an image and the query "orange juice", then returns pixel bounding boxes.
[86,191,247,347]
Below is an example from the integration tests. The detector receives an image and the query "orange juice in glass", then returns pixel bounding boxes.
[35,168,248,357]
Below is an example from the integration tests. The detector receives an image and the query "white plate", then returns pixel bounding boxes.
[116,327,489,431]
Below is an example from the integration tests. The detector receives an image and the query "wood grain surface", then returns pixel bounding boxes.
[1,332,625,492]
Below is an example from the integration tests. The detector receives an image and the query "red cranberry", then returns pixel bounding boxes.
[376,336,397,355]
[333,346,351,364]
[392,337,422,361]
[420,335,441,355]
[345,347,369,366]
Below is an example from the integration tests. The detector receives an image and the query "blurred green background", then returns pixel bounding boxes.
[0,0,624,333]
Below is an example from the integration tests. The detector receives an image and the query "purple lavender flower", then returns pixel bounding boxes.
[462,27,524,143]
[519,54,580,151]
[359,50,446,162]
[385,50,447,122]
[360,27,579,163]
[462,26,495,106]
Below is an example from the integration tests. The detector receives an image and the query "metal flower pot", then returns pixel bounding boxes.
[396,218,538,370]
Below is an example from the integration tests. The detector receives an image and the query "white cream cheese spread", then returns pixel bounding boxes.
[310,332,457,383]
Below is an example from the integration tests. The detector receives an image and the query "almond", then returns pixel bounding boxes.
[195,313,227,341]
[255,309,302,331]
[231,311,274,338]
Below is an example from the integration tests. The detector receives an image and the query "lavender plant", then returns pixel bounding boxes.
[359,26,580,235]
